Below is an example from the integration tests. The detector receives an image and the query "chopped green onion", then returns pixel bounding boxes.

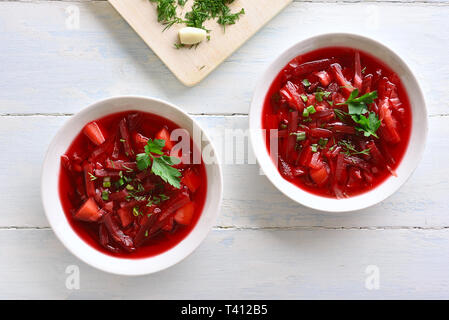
[307,105,316,114]
[103,177,111,188]
[315,91,331,102]
[101,191,109,201]
[88,173,97,181]
[116,178,125,187]
[126,184,134,191]
[311,144,318,153]
[318,138,328,148]
[300,94,308,102]
[145,230,149,237]
[280,123,287,129]
[302,109,309,117]
[302,79,311,87]
[290,131,306,142]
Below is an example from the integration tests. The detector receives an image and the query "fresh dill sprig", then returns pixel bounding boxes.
[150,0,245,40]
[338,140,371,156]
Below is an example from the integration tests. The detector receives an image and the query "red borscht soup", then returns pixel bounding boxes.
[262,47,412,198]
[59,111,207,258]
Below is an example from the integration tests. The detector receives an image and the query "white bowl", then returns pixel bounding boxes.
[249,33,427,212]
[41,96,223,275]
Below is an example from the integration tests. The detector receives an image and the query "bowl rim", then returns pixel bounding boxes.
[41,95,223,275]
[249,32,428,212]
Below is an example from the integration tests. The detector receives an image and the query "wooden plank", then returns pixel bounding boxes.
[0,115,447,228]
[108,0,292,86]
[1,228,448,299]
[0,1,448,115]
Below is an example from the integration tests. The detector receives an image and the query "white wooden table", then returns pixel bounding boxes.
[1,0,448,299]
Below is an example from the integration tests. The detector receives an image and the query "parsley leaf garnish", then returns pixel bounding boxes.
[152,156,182,188]
[338,89,378,115]
[337,89,380,138]
[353,112,381,138]
[136,138,182,188]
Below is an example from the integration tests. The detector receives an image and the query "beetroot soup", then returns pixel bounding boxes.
[262,47,412,198]
[59,111,207,258]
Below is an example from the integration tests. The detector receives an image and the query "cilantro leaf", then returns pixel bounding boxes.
[151,157,181,188]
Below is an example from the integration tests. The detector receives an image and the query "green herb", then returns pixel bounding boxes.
[290,131,306,142]
[302,79,311,87]
[353,112,381,138]
[153,196,161,205]
[145,230,149,237]
[302,108,309,117]
[123,165,134,173]
[361,66,367,74]
[137,184,145,193]
[116,178,125,188]
[101,191,109,201]
[136,139,182,188]
[311,144,318,153]
[103,177,111,188]
[149,0,180,25]
[318,138,328,148]
[133,207,143,217]
[159,194,170,201]
[334,108,348,121]
[300,94,308,103]
[126,184,134,191]
[338,140,371,156]
[120,139,126,143]
[88,173,97,181]
[337,89,380,138]
[306,105,316,114]
[315,90,331,102]
[174,43,185,49]
[280,123,287,129]
[337,89,377,115]
[151,0,244,43]
[186,0,245,30]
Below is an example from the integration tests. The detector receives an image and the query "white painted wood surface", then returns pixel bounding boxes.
[0,0,448,299]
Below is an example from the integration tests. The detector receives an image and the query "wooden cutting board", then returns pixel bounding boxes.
[108,0,292,86]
